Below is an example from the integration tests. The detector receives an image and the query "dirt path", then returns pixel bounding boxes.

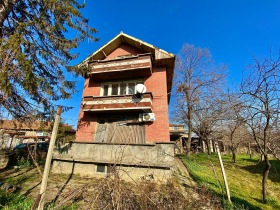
[174,157,197,187]
[174,157,199,199]
[173,157,222,209]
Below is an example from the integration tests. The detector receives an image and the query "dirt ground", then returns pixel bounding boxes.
[0,166,103,208]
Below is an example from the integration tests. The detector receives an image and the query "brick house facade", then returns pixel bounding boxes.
[52,33,175,181]
[75,32,175,144]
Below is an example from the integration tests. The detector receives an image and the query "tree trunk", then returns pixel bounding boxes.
[230,147,237,163]
[205,139,211,155]
[232,151,236,163]
[212,140,216,153]
[186,103,192,156]
[179,137,183,154]
[248,142,252,160]
[201,138,206,153]
[262,154,271,203]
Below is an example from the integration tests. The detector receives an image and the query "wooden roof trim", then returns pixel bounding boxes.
[78,32,175,67]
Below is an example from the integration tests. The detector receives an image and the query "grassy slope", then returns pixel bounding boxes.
[181,153,280,210]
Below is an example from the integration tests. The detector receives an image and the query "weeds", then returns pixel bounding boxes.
[0,189,33,210]
[89,176,189,210]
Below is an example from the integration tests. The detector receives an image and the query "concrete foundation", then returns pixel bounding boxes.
[52,141,175,182]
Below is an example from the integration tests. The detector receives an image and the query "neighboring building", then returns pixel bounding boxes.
[169,124,202,153]
[169,124,187,154]
[0,120,51,149]
[169,124,186,140]
[0,120,76,149]
[53,32,176,181]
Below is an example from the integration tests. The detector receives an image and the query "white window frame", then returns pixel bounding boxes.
[101,80,144,96]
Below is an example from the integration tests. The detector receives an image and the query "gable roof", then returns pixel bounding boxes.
[78,32,175,103]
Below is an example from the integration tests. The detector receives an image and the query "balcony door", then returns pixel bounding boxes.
[95,117,145,144]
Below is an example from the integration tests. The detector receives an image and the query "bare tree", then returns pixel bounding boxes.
[221,93,252,162]
[240,52,280,203]
[173,44,227,155]
[192,95,228,154]
[223,119,252,162]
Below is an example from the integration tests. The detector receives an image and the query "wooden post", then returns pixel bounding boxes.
[37,107,62,210]
[215,142,231,203]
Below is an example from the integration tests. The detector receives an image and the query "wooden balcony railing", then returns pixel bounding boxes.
[82,93,153,113]
[88,54,152,80]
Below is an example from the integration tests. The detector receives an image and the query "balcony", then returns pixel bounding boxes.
[88,54,152,80]
[82,93,153,113]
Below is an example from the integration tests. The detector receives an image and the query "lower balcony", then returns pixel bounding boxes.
[82,93,153,113]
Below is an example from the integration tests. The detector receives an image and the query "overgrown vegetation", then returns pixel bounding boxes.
[181,153,280,210]
[89,176,190,210]
[0,164,223,209]
[3,153,279,209]
[0,190,33,209]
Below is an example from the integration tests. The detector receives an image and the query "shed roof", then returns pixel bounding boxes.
[0,120,51,131]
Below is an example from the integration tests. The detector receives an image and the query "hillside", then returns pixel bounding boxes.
[181,154,280,210]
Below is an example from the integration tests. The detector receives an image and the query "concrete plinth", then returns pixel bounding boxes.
[52,141,175,182]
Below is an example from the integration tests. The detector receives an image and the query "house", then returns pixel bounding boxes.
[0,120,76,150]
[169,124,204,153]
[0,120,51,149]
[52,32,176,181]
[169,124,187,154]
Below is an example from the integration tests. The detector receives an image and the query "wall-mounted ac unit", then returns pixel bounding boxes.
[139,113,155,122]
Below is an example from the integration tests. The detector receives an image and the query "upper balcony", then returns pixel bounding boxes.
[88,54,152,80]
[82,93,153,113]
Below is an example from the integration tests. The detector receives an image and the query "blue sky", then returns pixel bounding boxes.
[61,0,280,128]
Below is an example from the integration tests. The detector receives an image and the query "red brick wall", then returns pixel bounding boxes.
[76,111,97,141]
[76,44,170,142]
[75,77,101,141]
[82,78,101,97]
[105,44,143,60]
[145,66,170,142]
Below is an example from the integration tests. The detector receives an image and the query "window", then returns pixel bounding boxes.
[103,85,109,96]
[96,164,106,173]
[128,83,135,95]
[120,83,126,95]
[111,84,119,95]
[101,81,143,96]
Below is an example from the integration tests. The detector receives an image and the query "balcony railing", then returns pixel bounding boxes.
[88,54,152,80]
[82,93,153,113]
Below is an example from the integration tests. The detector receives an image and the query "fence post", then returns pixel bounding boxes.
[215,142,231,203]
[36,106,62,210]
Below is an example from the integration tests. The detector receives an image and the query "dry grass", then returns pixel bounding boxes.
[0,164,224,209]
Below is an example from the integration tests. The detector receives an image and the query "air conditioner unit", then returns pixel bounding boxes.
[139,113,155,122]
